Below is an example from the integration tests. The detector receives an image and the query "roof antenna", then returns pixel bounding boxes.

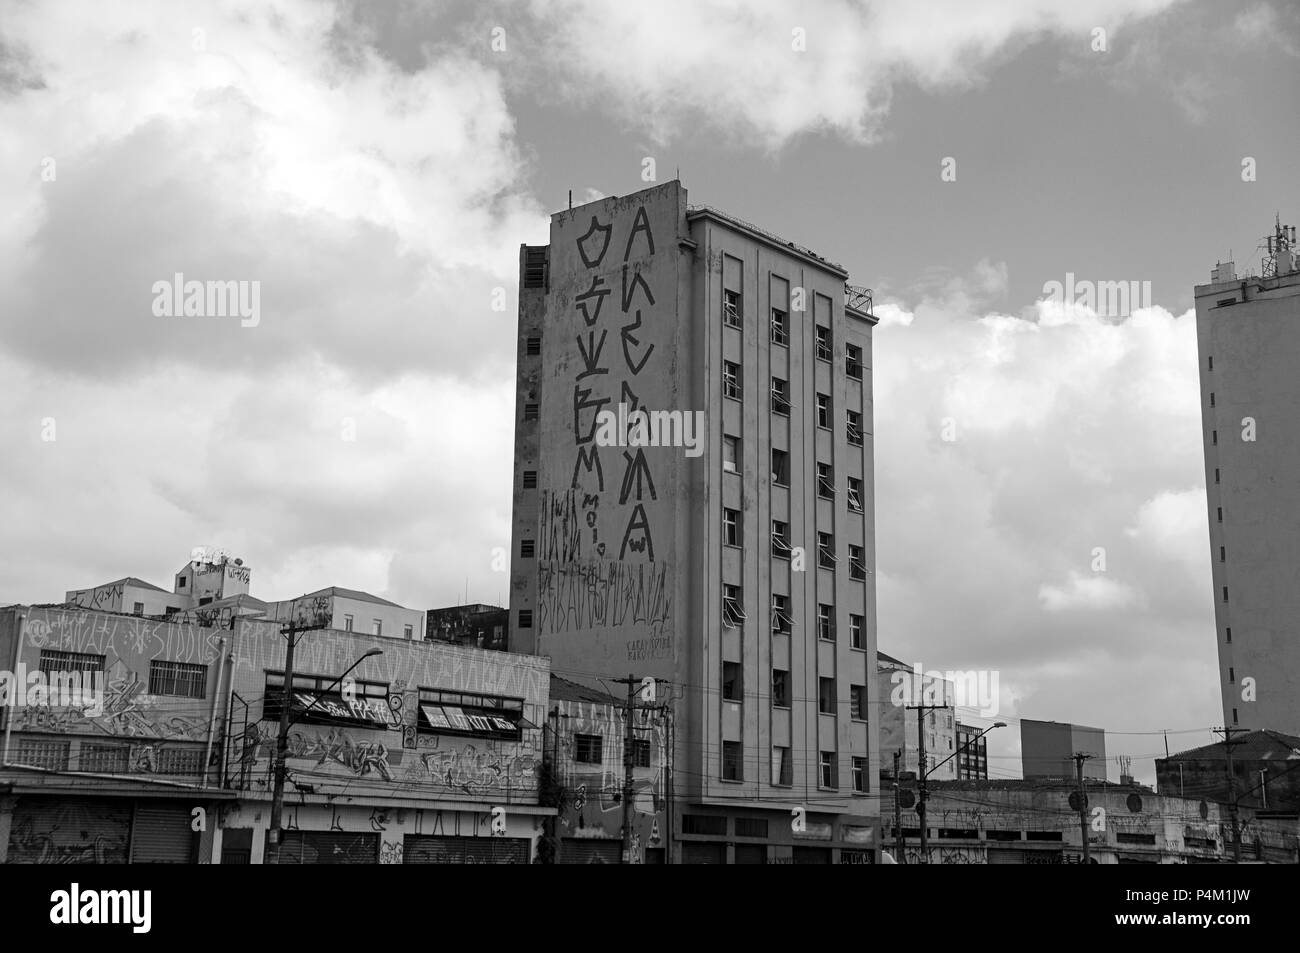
[568,189,572,210]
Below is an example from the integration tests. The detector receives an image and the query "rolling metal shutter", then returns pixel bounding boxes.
[130,802,196,863]
[562,837,623,864]
[988,849,1021,864]
[403,835,530,864]
[8,797,131,864]
[682,841,726,864]
[274,831,379,864]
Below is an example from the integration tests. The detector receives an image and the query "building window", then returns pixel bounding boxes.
[816,392,832,429]
[632,738,651,768]
[819,676,836,714]
[1210,392,1215,407]
[847,410,864,446]
[772,669,790,708]
[149,660,207,699]
[846,343,863,379]
[724,290,743,328]
[526,336,541,356]
[817,462,834,499]
[1215,468,1220,484]
[1208,356,1213,370]
[403,625,413,639]
[818,532,836,568]
[79,742,130,774]
[722,661,743,701]
[723,508,742,547]
[520,538,535,558]
[849,613,865,649]
[132,602,145,616]
[156,747,205,775]
[682,814,727,836]
[344,614,353,631]
[818,603,835,641]
[1228,667,1234,683]
[1223,586,1229,603]
[14,739,70,770]
[372,619,382,636]
[524,403,539,421]
[178,577,187,589]
[850,685,867,720]
[847,477,864,512]
[771,308,788,345]
[772,520,792,559]
[771,449,789,485]
[773,746,793,786]
[723,584,747,627]
[38,650,105,676]
[574,733,603,764]
[849,544,866,580]
[523,470,538,489]
[1226,627,1232,643]
[1232,708,1238,724]
[852,756,867,793]
[518,609,533,629]
[771,377,791,415]
[1217,507,1223,523]
[771,594,793,634]
[1212,430,1217,445]
[722,741,743,781]
[816,325,832,362]
[724,435,741,473]
[1220,546,1226,562]
[724,361,742,400]
[820,751,836,788]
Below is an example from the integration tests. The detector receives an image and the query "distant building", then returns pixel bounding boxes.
[877,652,957,781]
[956,722,989,781]
[881,779,1300,864]
[1021,719,1106,781]
[1156,729,1300,815]
[426,603,508,651]
[543,675,669,864]
[261,586,424,641]
[1194,219,1300,736]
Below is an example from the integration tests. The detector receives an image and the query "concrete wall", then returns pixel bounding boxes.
[877,660,957,780]
[1196,271,1300,736]
[227,619,549,805]
[1022,719,1106,780]
[66,581,188,617]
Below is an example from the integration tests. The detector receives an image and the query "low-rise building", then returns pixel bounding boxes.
[877,652,957,781]
[1021,718,1106,781]
[1156,730,1300,815]
[426,604,508,650]
[956,722,990,781]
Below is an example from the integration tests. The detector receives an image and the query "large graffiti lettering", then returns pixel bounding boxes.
[535,559,672,634]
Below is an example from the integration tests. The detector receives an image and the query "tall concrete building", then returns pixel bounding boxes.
[508,181,881,862]
[1194,217,1300,736]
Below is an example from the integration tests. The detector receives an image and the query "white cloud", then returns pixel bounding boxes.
[518,0,1183,147]
[1038,570,1144,612]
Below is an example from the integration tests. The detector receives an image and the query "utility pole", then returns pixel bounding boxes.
[1074,752,1092,865]
[1215,727,1246,863]
[611,674,670,864]
[265,603,360,865]
[893,750,904,864]
[907,702,943,864]
[265,621,299,867]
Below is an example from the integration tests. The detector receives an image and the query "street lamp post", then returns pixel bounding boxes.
[265,641,383,865]
[916,721,1006,864]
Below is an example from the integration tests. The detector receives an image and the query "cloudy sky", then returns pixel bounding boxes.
[3,0,1297,784]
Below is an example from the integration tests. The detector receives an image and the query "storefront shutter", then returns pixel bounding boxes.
[130,802,197,863]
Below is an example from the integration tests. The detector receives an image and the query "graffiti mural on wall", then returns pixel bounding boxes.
[25,608,223,666]
[539,192,679,654]
[12,658,208,740]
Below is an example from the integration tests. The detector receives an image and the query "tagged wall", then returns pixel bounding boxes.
[536,182,689,680]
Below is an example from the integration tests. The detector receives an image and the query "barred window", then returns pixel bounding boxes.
[38,650,104,676]
[149,660,208,698]
[14,738,69,770]
[575,733,603,764]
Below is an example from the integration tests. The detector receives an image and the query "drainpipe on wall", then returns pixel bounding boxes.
[201,636,229,789]
[2,609,25,766]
